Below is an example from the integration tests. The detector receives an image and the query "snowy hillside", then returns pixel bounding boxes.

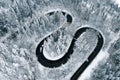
[0,0,120,80]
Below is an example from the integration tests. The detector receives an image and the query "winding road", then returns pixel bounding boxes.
[36,10,104,80]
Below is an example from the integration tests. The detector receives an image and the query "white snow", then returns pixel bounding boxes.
[115,0,120,7]
[78,50,109,80]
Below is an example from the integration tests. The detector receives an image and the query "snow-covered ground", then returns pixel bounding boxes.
[116,0,120,7]
[0,0,120,80]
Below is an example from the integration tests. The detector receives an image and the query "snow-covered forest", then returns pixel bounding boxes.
[0,0,120,80]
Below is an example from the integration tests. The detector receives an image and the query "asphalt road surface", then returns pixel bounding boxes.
[36,27,104,80]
